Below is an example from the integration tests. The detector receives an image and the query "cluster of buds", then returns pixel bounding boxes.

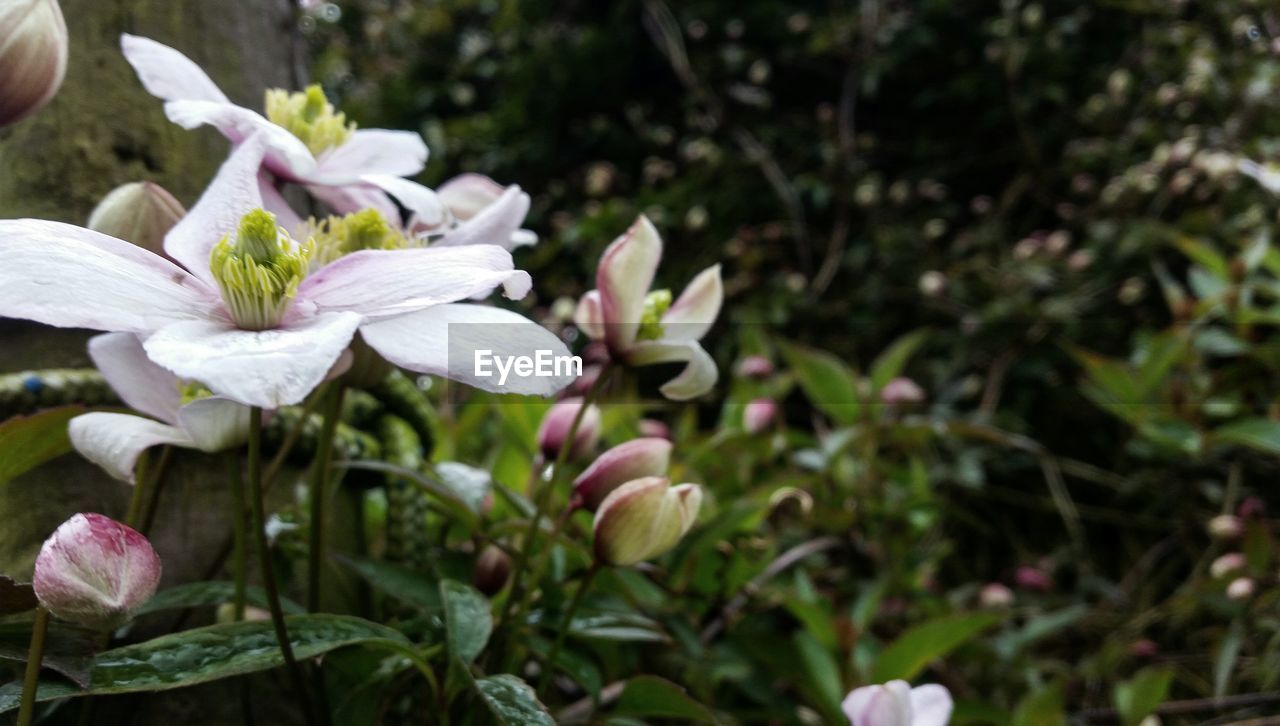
[33,513,161,630]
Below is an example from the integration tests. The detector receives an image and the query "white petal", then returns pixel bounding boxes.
[437,174,505,220]
[359,175,450,233]
[176,397,251,452]
[435,185,534,251]
[908,685,953,726]
[143,312,363,408]
[574,290,605,341]
[307,129,429,185]
[842,683,911,726]
[165,135,270,285]
[69,412,193,483]
[120,34,229,103]
[298,246,530,320]
[661,264,722,341]
[359,303,575,396]
[304,180,401,221]
[626,340,718,401]
[163,100,317,180]
[598,215,662,351]
[0,219,214,334]
[88,333,181,424]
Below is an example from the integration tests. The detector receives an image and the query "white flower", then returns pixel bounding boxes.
[842,681,953,726]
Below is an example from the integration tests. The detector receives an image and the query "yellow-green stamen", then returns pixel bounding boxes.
[178,380,214,405]
[264,84,356,155]
[210,209,312,331]
[305,208,412,269]
[637,289,672,341]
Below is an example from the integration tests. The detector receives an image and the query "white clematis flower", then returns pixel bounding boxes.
[841,681,953,726]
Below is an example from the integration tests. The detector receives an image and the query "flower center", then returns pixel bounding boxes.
[210,209,312,331]
[637,289,672,341]
[305,208,411,270]
[264,84,356,155]
[178,380,214,405]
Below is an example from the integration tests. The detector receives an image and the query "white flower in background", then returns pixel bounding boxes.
[842,681,953,726]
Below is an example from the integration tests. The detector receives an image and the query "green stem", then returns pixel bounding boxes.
[125,450,150,528]
[308,385,345,613]
[228,453,246,621]
[248,407,319,726]
[16,606,50,726]
[538,565,599,694]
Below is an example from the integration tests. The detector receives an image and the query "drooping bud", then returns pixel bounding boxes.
[735,355,774,379]
[880,377,925,405]
[842,681,953,726]
[0,0,67,126]
[1210,552,1247,579]
[472,544,511,596]
[592,477,701,566]
[33,513,161,630]
[978,582,1014,608]
[1207,514,1244,540]
[1226,577,1255,601]
[209,209,311,330]
[264,84,356,155]
[573,438,672,511]
[536,397,601,461]
[743,397,777,434]
[87,182,185,255]
[635,289,672,342]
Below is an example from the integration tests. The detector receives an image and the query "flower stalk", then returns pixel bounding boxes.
[307,383,345,613]
[538,564,600,694]
[16,606,49,726]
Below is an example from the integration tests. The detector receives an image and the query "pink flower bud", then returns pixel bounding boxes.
[33,513,161,629]
[736,355,774,379]
[592,477,701,566]
[880,377,925,405]
[743,397,777,434]
[1015,565,1052,592]
[472,544,512,596]
[1210,552,1247,579]
[1238,496,1266,519]
[1227,577,1255,601]
[636,418,672,440]
[536,397,601,461]
[842,681,953,726]
[86,181,186,256]
[0,0,68,126]
[978,583,1014,608]
[1207,514,1244,540]
[573,438,672,511]
[1129,639,1159,658]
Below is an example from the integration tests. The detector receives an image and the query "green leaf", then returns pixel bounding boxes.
[338,556,440,612]
[1214,620,1244,697]
[992,604,1087,659]
[1212,418,1280,456]
[1114,667,1173,726]
[432,461,492,513]
[1175,236,1229,280]
[614,675,717,723]
[440,580,491,663]
[0,622,96,687]
[793,631,843,722]
[474,674,554,726]
[779,341,859,425]
[527,636,602,698]
[871,612,1000,682]
[1012,684,1065,726]
[869,329,929,391]
[0,615,408,712]
[0,407,82,485]
[133,581,304,617]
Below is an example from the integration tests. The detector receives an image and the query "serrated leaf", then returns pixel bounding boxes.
[475,674,554,725]
[615,675,717,723]
[871,612,1000,682]
[0,407,82,485]
[440,580,491,663]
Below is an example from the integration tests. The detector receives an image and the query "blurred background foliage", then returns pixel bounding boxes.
[298,0,1280,722]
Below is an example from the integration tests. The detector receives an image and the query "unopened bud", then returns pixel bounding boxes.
[880,377,925,405]
[0,0,67,126]
[1210,552,1246,579]
[33,513,161,629]
[1015,565,1052,592]
[87,181,186,255]
[636,418,672,440]
[978,583,1014,608]
[736,355,774,379]
[743,397,777,434]
[1226,577,1255,601]
[472,545,511,596]
[536,397,601,461]
[593,477,701,566]
[574,438,672,511]
[1207,514,1244,540]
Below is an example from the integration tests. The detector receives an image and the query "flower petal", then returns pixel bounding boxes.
[0,219,214,334]
[88,333,181,424]
[626,340,718,401]
[165,135,270,284]
[176,397,251,452]
[259,173,303,233]
[304,179,401,221]
[359,303,575,396]
[435,185,535,251]
[358,175,449,233]
[908,685,953,726]
[143,312,363,408]
[573,438,673,511]
[163,100,317,180]
[69,412,193,483]
[437,174,504,220]
[574,290,606,341]
[841,682,913,726]
[661,264,722,341]
[299,245,530,320]
[120,34,229,103]
[598,215,662,351]
[307,129,429,184]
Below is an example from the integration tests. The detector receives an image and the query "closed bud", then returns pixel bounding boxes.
[743,397,777,434]
[881,377,925,405]
[573,437,672,511]
[736,355,774,379]
[593,477,701,566]
[636,418,671,440]
[1226,577,1255,601]
[87,181,186,255]
[33,513,161,629]
[0,0,67,126]
[1015,565,1052,592]
[1207,514,1244,540]
[978,582,1014,608]
[1210,552,1246,579]
[472,545,511,596]
[536,397,602,461]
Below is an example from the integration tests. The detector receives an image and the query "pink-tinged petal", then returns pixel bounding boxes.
[307,129,429,184]
[299,245,530,320]
[436,185,534,251]
[258,173,303,233]
[438,173,504,220]
[661,264,722,341]
[359,175,449,233]
[842,682,912,726]
[33,513,161,629]
[165,135,270,284]
[908,685,953,726]
[143,312,363,408]
[163,100,317,179]
[574,290,606,341]
[120,34,228,103]
[358,303,575,396]
[176,397,251,452]
[88,333,181,424]
[626,340,718,401]
[598,215,662,351]
[573,438,672,511]
[304,180,401,221]
[0,219,214,334]
[69,412,193,483]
